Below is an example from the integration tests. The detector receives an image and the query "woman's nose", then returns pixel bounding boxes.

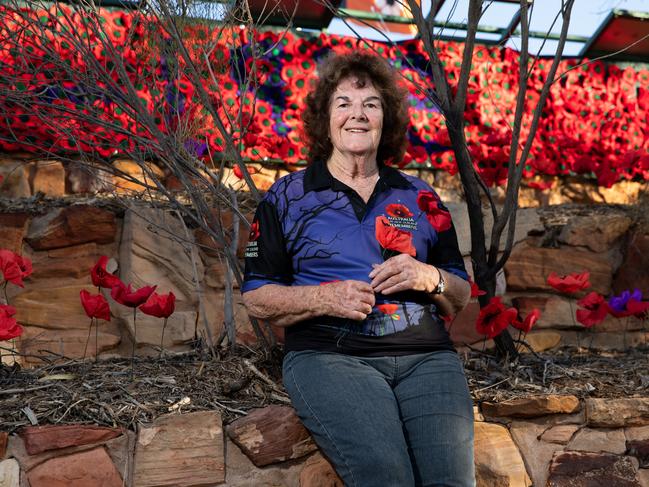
[351,104,367,120]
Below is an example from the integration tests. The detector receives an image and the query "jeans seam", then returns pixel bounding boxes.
[287,364,358,487]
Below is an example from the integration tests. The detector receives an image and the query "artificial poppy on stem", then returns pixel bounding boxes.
[416,190,452,232]
[80,290,111,362]
[475,296,518,340]
[512,308,541,353]
[0,249,33,290]
[469,279,486,298]
[0,304,22,364]
[139,291,176,357]
[111,281,156,374]
[608,289,649,319]
[90,256,122,290]
[375,216,416,259]
[575,292,609,328]
[547,271,591,294]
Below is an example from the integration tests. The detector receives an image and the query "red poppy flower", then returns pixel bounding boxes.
[469,279,486,298]
[416,191,452,232]
[0,304,22,341]
[139,291,176,318]
[475,296,518,339]
[91,256,122,289]
[0,249,32,288]
[512,308,541,334]
[375,216,416,257]
[547,271,590,294]
[377,303,399,315]
[79,290,111,321]
[385,204,413,219]
[627,299,649,319]
[233,164,258,180]
[111,281,157,308]
[248,221,260,241]
[575,292,609,328]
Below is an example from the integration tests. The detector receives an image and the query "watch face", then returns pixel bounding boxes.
[436,274,446,294]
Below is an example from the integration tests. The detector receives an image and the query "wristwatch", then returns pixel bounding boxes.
[432,268,446,295]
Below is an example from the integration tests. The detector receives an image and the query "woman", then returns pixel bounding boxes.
[242,52,475,487]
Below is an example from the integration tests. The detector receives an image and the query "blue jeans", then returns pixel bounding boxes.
[283,350,475,487]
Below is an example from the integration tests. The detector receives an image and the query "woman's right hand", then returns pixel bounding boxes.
[319,280,376,321]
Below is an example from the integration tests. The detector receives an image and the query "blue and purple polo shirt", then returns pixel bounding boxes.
[242,160,468,356]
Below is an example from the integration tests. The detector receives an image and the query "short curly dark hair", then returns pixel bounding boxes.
[302,52,410,165]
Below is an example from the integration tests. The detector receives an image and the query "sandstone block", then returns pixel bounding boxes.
[133,411,224,486]
[0,458,20,487]
[227,405,317,467]
[0,213,29,253]
[224,437,303,486]
[112,159,164,194]
[522,331,562,353]
[0,432,7,459]
[505,241,613,295]
[26,206,116,250]
[558,330,649,351]
[32,161,65,196]
[105,431,135,487]
[66,163,112,194]
[30,252,97,280]
[547,451,641,486]
[12,282,108,329]
[27,446,123,487]
[614,231,649,296]
[19,325,121,364]
[509,420,571,487]
[194,209,253,259]
[117,208,203,347]
[482,395,580,418]
[559,212,632,252]
[299,453,343,487]
[203,287,257,346]
[120,310,197,347]
[19,425,122,455]
[540,425,579,445]
[474,422,531,487]
[119,209,201,303]
[0,159,30,197]
[626,439,649,468]
[587,399,649,428]
[567,427,627,455]
[449,205,542,256]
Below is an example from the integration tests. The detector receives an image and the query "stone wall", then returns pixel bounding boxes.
[2,397,649,486]
[1,156,648,364]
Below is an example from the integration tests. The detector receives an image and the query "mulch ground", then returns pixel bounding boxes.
[1,344,648,434]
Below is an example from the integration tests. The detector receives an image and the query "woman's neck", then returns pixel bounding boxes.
[327,154,380,203]
[327,153,379,182]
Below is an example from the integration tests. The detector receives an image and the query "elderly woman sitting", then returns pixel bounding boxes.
[242,52,474,487]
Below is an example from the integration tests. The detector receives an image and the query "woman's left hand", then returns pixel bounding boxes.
[369,254,438,295]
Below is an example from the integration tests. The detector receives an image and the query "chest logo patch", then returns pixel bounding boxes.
[385,203,418,230]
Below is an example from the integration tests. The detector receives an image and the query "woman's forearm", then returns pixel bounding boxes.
[243,284,327,327]
[429,268,471,317]
[243,280,376,327]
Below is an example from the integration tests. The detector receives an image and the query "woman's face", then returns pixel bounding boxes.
[328,77,383,161]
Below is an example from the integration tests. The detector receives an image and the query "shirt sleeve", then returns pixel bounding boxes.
[426,200,469,282]
[241,199,294,293]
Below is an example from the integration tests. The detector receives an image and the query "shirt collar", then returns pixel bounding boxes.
[303,160,411,193]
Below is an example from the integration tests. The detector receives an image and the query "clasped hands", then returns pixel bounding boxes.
[319,254,440,321]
